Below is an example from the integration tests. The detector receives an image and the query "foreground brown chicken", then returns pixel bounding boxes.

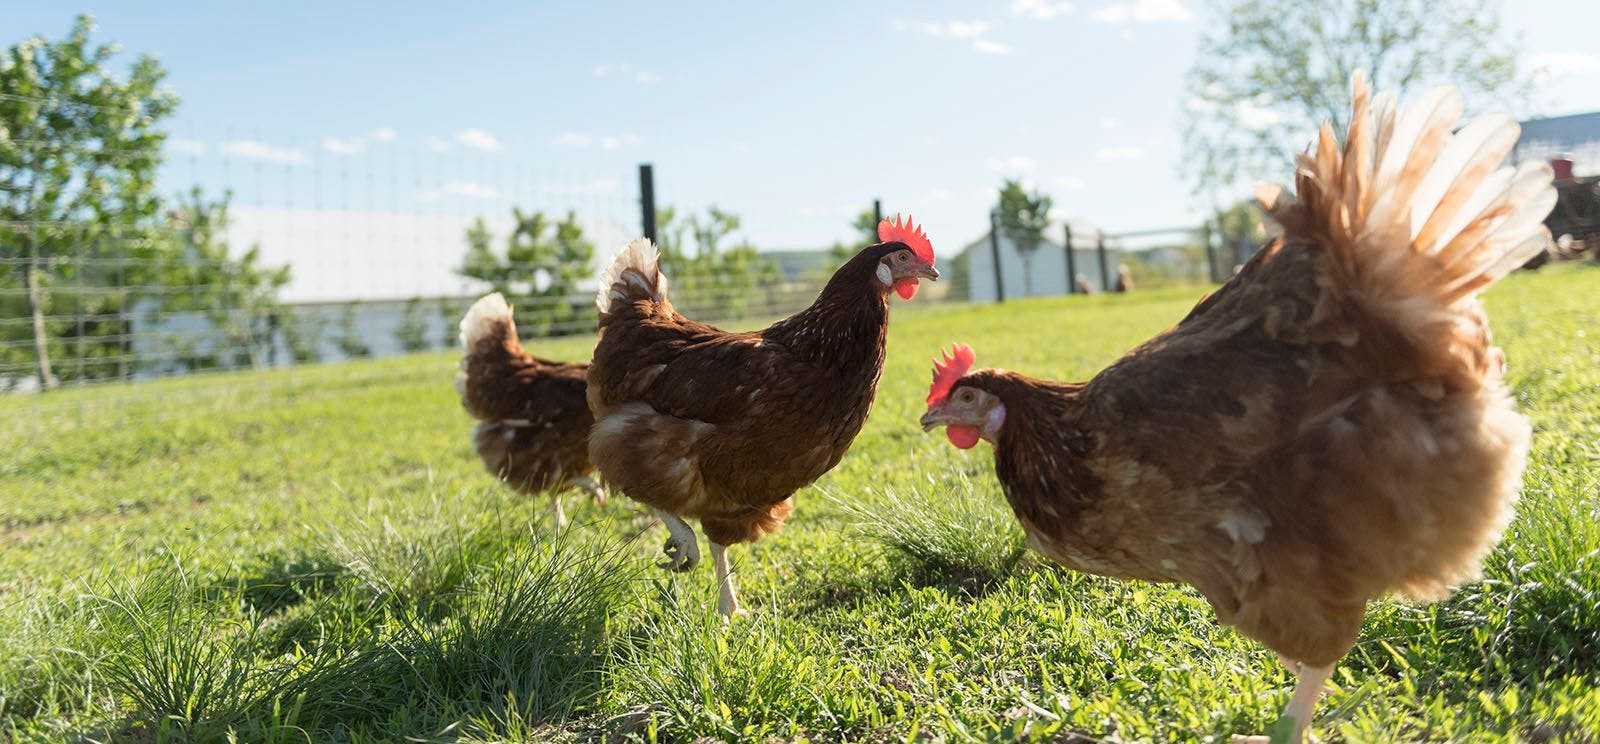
[456,293,602,527]
[588,217,938,617]
[919,75,1554,743]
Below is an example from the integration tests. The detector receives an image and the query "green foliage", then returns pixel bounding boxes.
[276,306,324,364]
[457,209,594,336]
[152,188,291,373]
[436,298,462,348]
[825,208,880,270]
[1184,0,1526,194]
[332,301,371,359]
[0,15,176,389]
[655,205,782,319]
[394,297,431,353]
[998,179,1054,297]
[3,268,1600,741]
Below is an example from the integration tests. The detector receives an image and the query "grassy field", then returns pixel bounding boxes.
[2,267,1599,743]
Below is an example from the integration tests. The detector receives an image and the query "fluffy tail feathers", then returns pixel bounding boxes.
[459,292,517,351]
[1258,72,1556,318]
[595,238,670,321]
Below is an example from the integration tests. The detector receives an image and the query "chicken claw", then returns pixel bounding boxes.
[654,509,700,572]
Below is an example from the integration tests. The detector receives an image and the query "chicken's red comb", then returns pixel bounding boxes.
[927,343,976,406]
[878,214,935,264]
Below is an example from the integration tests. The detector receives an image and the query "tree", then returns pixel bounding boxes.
[654,205,781,318]
[333,302,371,359]
[456,208,594,335]
[394,296,430,352]
[997,179,1053,297]
[436,299,461,348]
[1184,0,1524,196]
[0,15,176,389]
[826,208,880,267]
[155,188,291,372]
[277,307,324,364]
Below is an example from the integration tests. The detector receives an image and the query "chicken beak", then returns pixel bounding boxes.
[919,407,946,432]
[916,264,940,281]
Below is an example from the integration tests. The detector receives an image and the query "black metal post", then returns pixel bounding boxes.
[638,163,657,243]
[873,198,882,227]
[1096,232,1111,292]
[988,208,1006,303]
[1063,223,1077,295]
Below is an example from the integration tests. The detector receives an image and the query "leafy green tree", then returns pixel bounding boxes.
[825,208,880,268]
[456,208,593,335]
[394,296,430,352]
[997,180,1053,297]
[154,188,291,372]
[1,15,177,388]
[1184,0,1525,194]
[436,299,461,348]
[655,205,781,318]
[277,306,324,364]
[334,302,371,359]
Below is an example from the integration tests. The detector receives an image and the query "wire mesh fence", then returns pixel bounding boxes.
[4,89,1229,432]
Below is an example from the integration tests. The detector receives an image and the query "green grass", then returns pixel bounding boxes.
[3,267,1599,742]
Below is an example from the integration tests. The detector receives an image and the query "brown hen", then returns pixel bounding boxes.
[918,74,1554,742]
[588,217,938,617]
[456,293,602,527]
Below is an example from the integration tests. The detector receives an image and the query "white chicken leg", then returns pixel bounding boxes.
[1234,662,1331,744]
[711,542,746,619]
[655,509,700,572]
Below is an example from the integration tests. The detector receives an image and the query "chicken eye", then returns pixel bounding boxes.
[959,390,973,403]
[896,252,909,263]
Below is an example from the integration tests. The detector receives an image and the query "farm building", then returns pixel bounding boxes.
[952,219,1115,302]
[1515,112,1600,250]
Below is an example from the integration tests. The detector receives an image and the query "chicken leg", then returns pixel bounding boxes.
[551,494,568,529]
[576,475,607,506]
[711,542,746,619]
[1234,662,1331,744]
[655,509,700,572]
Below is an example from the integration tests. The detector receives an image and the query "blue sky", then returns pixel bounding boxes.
[10,1,1600,298]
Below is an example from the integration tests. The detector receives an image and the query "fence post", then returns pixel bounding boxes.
[638,163,657,243]
[873,198,882,227]
[1063,223,1076,295]
[988,208,1006,303]
[1203,217,1220,283]
[1096,232,1111,292]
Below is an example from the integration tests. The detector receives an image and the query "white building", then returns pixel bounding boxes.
[954,219,1116,302]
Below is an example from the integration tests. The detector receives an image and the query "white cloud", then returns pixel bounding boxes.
[1011,0,1074,19]
[1093,0,1192,24]
[321,136,366,156]
[595,62,663,84]
[168,138,207,156]
[419,181,500,202]
[1099,116,1120,130]
[894,19,1013,55]
[972,38,1014,55]
[1053,176,1088,190]
[554,132,592,148]
[423,137,452,153]
[1095,146,1145,161]
[370,127,398,142]
[1234,100,1282,131]
[455,129,502,151]
[987,155,1037,173]
[555,132,641,150]
[929,187,955,200]
[898,19,993,38]
[220,140,309,165]
[536,178,621,197]
[1529,51,1600,77]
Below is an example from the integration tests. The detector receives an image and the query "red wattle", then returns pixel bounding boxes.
[946,425,981,449]
[894,278,919,300]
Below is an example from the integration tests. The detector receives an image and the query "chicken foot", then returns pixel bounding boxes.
[1234,661,1331,744]
[711,543,746,619]
[654,509,700,572]
[575,475,607,506]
